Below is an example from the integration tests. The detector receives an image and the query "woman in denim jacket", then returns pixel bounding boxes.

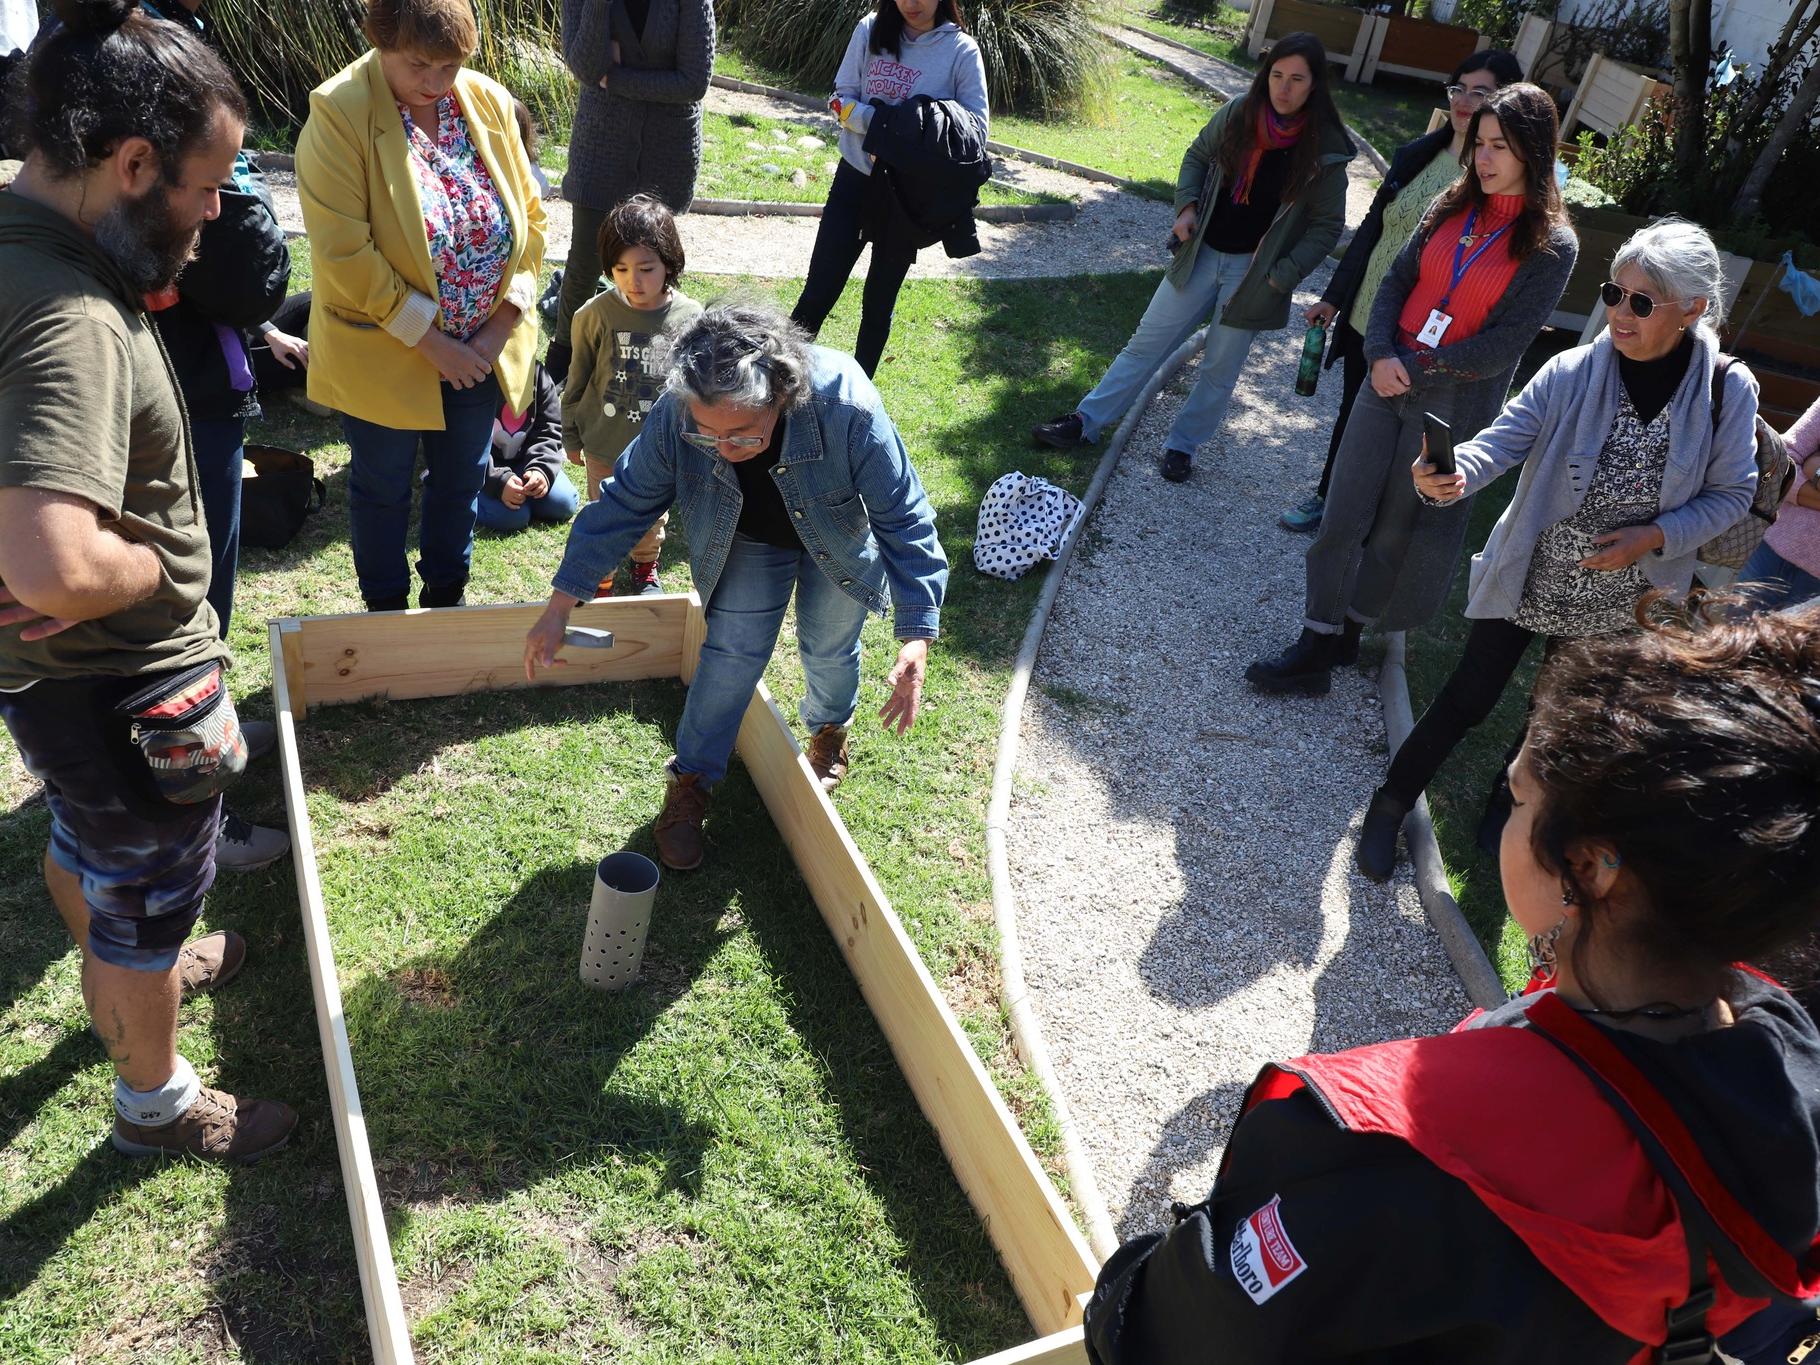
[524,302,948,870]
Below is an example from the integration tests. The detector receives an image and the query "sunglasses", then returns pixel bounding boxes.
[1600,281,1678,319]
[680,427,768,453]
[1444,83,1493,107]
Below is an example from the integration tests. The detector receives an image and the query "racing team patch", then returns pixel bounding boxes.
[1229,1195,1307,1305]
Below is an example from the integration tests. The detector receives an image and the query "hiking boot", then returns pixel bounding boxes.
[1161,449,1193,482]
[1279,492,1324,534]
[627,560,663,596]
[240,719,276,764]
[1336,617,1363,668]
[804,724,850,793]
[1356,787,1410,883]
[178,930,246,998]
[1245,628,1345,696]
[216,809,290,872]
[654,771,709,871]
[113,1086,298,1164]
[1031,411,1087,449]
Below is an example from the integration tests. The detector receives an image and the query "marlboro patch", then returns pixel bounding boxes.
[1229,1195,1307,1305]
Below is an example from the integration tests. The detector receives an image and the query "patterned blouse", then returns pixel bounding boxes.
[1512,391,1670,638]
[400,93,514,342]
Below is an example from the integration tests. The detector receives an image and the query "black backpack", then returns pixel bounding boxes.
[239,444,325,551]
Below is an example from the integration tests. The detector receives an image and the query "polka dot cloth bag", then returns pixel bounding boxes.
[973,472,1085,581]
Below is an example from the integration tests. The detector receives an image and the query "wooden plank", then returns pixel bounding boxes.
[270,622,416,1365]
[964,1326,1090,1365]
[681,594,707,685]
[735,683,1099,1335]
[279,595,694,712]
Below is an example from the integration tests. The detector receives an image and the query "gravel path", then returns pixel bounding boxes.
[263,83,1376,280]
[1006,260,1470,1237]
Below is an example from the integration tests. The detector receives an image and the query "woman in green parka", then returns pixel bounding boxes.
[1031,31,1355,482]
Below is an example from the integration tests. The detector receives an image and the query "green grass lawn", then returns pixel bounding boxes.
[0,247,1156,1360]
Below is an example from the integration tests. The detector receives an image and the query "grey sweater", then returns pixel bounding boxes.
[1455,328,1760,620]
[1355,217,1579,629]
[561,0,715,213]
[833,18,988,175]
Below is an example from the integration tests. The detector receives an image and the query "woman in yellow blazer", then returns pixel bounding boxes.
[296,0,546,610]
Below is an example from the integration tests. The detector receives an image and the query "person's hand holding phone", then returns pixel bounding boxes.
[1411,440,1466,503]
[1172,204,1198,243]
[1371,357,1412,398]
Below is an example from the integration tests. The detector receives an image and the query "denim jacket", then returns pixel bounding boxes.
[552,347,947,638]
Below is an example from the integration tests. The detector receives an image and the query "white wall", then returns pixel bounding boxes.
[1551,0,1788,68]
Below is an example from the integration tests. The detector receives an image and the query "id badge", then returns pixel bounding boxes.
[1417,309,1453,347]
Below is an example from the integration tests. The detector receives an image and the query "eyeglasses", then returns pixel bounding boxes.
[1444,83,1493,107]
[1600,281,1678,319]
[680,427,768,453]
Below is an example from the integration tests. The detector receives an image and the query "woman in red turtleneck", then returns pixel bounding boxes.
[1247,83,1578,698]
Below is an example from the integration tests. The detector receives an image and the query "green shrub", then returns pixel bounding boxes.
[715,0,1105,119]
[204,0,575,144]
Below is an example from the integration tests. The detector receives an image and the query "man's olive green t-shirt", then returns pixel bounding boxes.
[0,191,224,689]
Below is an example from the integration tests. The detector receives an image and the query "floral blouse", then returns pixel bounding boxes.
[400,93,514,342]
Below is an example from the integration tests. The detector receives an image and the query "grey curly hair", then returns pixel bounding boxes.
[664,302,815,412]
[1611,216,1728,336]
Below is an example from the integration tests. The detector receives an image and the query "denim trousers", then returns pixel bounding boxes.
[791,161,919,377]
[191,415,246,635]
[1737,539,1820,613]
[475,469,582,533]
[674,534,872,785]
[1076,246,1260,454]
[341,374,500,603]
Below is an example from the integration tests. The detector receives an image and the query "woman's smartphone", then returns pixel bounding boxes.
[1422,411,1456,477]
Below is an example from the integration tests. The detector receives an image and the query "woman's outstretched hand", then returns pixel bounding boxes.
[879,638,928,736]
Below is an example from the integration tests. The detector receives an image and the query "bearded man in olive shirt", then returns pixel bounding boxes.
[0,1,294,1162]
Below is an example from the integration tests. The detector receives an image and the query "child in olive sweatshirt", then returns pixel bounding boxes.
[562,194,702,595]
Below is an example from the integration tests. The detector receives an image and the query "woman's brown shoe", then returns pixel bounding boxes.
[805,725,850,792]
[654,772,709,870]
[113,1086,298,1164]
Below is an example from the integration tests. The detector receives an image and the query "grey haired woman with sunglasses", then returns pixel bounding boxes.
[522,302,947,873]
[1352,217,1761,882]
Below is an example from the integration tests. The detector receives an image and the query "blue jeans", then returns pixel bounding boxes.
[1076,247,1261,454]
[674,534,872,785]
[475,469,581,532]
[1737,539,1820,613]
[191,416,246,636]
[341,375,500,603]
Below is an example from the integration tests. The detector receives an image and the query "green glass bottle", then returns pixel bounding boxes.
[1294,320,1326,397]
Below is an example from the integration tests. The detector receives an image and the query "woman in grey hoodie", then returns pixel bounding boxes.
[789,0,988,376]
[1353,218,1760,882]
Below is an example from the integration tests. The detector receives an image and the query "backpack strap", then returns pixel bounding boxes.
[1711,354,1731,429]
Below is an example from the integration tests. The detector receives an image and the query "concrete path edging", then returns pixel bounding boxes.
[1377,631,1507,1009]
[690,196,1078,223]
[985,328,1214,1260]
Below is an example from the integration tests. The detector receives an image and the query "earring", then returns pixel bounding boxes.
[1601,854,1621,868]
[1527,915,1567,976]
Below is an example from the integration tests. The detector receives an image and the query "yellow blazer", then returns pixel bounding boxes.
[295,51,546,430]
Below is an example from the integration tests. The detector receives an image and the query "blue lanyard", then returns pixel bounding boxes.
[1437,208,1511,312]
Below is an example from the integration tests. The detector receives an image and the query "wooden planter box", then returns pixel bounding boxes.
[1361,12,1488,82]
[1553,204,1650,329]
[1560,51,1669,141]
[271,594,1100,1364]
[1245,0,1375,80]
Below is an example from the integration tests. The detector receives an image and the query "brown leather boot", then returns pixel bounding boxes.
[177,930,245,999]
[113,1086,298,1164]
[804,724,850,793]
[654,771,710,871]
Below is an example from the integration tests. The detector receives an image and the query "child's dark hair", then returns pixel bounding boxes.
[1525,600,1820,1003]
[511,98,539,164]
[870,0,965,58]
[1420,82,1569,263]
[1217,32,1344,204]
[11,0,247,181]
[597,193,685,287]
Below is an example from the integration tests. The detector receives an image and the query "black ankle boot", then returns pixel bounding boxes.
[1356,786,1410,883]
[1245,628,1344,695]
[418,579,468,610]
[1337,617,1364,667]
[365,594,409,613]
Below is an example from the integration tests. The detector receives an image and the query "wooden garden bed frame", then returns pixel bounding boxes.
[269,593,1099,1365]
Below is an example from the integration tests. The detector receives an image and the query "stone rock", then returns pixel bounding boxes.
[790,169,809,187]
[761,162,783,176]
[795,135,824,150]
